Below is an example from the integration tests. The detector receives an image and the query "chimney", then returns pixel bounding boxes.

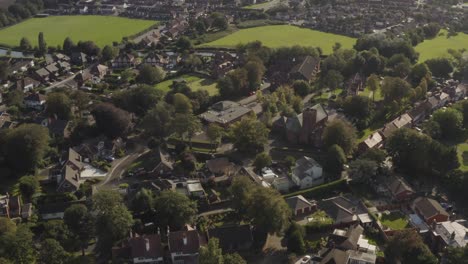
[451,231,456,240]
[145,238,150,252]
[182,233,187,246]
[432,219,437,230]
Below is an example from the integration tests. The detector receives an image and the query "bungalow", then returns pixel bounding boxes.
[207,225,253,252]
[285,195,317,216]
[291,156,324,189]
[358,131,383,153]
[412,197,450,224]
[289,55,321,82]
[24,93,46,110]
[205,157,236,176]
[328,224,365,251]
[168,227,204,264]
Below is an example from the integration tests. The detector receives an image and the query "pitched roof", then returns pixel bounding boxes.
[330,225,364,250]
[413,197,449,220]
[293,156,322,180]
[129,234,163,259]
[362,131,382,149]
[319,248,349,264]
[207,225,253,251]
[320,196,366,224]
[168,230,201,255]
[392,113,412,128]
[290,55,320,81]
[387,176,414,197]
[285,195,315,211]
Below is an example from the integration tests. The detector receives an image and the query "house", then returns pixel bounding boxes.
[328,224,364,251]
[207,225,253,252]
[282,104,328,146]
[16,77,41,92]
[57,148,84,193]
[408,100,432,125]
[386,176,415,201]
[0,194,21,219]
[113,234,164,264]
[412,197,450,224]
[291,156,323,189]
[71,52,87,66]
[436,92,450,107]
[74,70,93,86]
[144,53,166,67]
[200,101,252,127]
[91,64,109,79]
[289,55,321,82]
[24,93,46,110]
[34,68,51,82]
[347,73,365,95]
[0,112,17,130]
[186,180,205,198]
[205,157,236,176]
[272,177,291,193]
[432,220,468,252]
[47,118,70,137]
[358,131,383,153]
[379,113,412,139]
[320,196,369,227]
[112,53,136,68]
[285,195,317,216]
[45,63,60,77]
[168,228,203,264]
[56,61,71,72]
[147,147,174,177]
[312,248,376,264]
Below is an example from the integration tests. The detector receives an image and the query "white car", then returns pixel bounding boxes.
[301,255,311,264]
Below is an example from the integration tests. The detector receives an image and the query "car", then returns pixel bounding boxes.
[104,156,115,162]
[301,255,311,264]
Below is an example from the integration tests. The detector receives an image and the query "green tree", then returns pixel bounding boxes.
[38,32,47,56]
[136,64,165,85]
[113,84,164,116]
[64,204,94,256]
[432,108,464,140]
[409,63,431,85]
[366,74,380,102]
[18,175,40,202]
[381,77,412,102]
[425,57,454,78]
[348,158,378,182]
[19,37,31,50]
[173,93,193,114]
[141,102,174,138]
[323,69,343,89]
[322,119,356,154]
[176,36,193,52]
[324,145,346,174]
[62,37,75,54]
[92,190,123,214]
[230,117,269,152]
[292,80,311,97]
[0,225,36,264]
[385,231,437,264]
[101,45,117,62]
[91,103,132,139]
[0,61,8,81]
[153,190,197,230]
[206,123,223,152]
[445,246,468,264]
[38,239,69,264]
[224,253,246,264]
[95,204,133,256]
[131,188,154,214]
[46,92,72,120]
[286,222,306,255]
[5,124,50,173]
[244,58,266,91]
[199,238,224,264]
[210,12,228,30]
[343,95,373,128]
[0,218,16,236]
[253,152,272,172]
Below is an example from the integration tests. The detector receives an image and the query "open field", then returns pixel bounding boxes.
[416,30,468,62]
[200,25,356,54]
[155,74,218,96]
[457,143,468,171]
[380,212,409,230]
[0,15,156,48]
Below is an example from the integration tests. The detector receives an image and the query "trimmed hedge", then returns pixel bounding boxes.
[283,179,348,199]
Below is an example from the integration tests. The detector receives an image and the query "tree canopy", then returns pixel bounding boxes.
[153,190,197,230]
[230,117,269,152]
[91,103,132,139]
[322,119,356,154]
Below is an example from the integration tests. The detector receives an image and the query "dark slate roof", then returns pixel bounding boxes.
[168,230,201,255]
[330,224,364,250]
[285,195,314,211]
[290,55,320,81]
[413,197,449,219]
[129,234,163,260]
[207,225,253,251]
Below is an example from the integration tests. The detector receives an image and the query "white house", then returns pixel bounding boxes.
[291,156,323,189]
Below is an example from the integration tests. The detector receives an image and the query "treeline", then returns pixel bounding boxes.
[0,0,43,28]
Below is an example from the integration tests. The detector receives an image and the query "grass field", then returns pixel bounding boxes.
[457,143,468,171]
[0,15,156,48]
[200,25,356,54]
[380,212,409,230]
[155,74,218,96]
[416,30,468,62]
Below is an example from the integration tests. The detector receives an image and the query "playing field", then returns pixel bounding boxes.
[416,30,468,62]
[200,25,356,54]
[457,143,468,172]
[0,15,156,48]
[155,74,218,96]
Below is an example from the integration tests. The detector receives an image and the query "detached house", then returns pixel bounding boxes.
[16,77,41,92]
[412,197,450,224]
[386,176,415,202]
[57,148,84,193]
[24,93,46,110]
[289,55,321,82]
[285,195,317,216]
[91,64,109,79]
[291,156,324,189]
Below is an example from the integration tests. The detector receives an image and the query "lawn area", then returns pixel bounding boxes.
[359,86,383,102]
[415,30,468,62]
[457,143,468,171]
[154,74,218,96]
[200,25,356,54]
[0,15,156,48]
[379,212,409,230]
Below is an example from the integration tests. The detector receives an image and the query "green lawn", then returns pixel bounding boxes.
[0,15,156,48]
[380,212,409,230]
[200,25,356,54]
[416,30,468,62]
[154,74,219,96]
[359,86,383,102]
[457,143,468,171]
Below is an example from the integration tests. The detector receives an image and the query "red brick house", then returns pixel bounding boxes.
[285,195,317,216]
[281,104,328,146]
[412,197,449,224]
[386,176,415,202]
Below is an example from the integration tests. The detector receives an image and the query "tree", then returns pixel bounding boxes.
[409,63,431,85]
[153,190,197,230]
[92,190,123,214]
[4,124,50,173]
[385,231,437,264]
[19,37,31,50]
[113,85,164,116]
[445,246,468,264]
[91,103,132,139]
[70,90,90,117]
[454,100,468,128]
[101,45,117,62]
[323,69,343,89]
[224,253,246,264]
[0,225,36,264]
[173,93,193,114]
[244,59,266,91]
[206,123,223,152]
[324,145,346,174]
[253,152,272,172]
[0,218,15,236]
[64,204,94,256]
[38,32,47,56]
[425,58,454,78]
[38,239,69,264]
[348,158,378,182]
[366,74,380,102]
[322,119,356,154]
[229,177,256,216]
[292,80,310,97]
[343,95,373,128]
[360,148,386,165]
[199,238,224,264]
[136,64,165,85]
[18,175,39,202]
[210,12,228,30]
[286,223,306,255]
[0,61,8,81]
[62,37,75,54]
[141,102,174,138]
[230,117,269,152]
[46,92,72,120]
[423,23,441,39]
[95,203,133,256]
[431,108,464,140]
[175,36,193,52]
[381,77,412,102]
[131,188,154,214]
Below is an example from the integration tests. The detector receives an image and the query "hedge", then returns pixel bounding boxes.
[283,179,348,199]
